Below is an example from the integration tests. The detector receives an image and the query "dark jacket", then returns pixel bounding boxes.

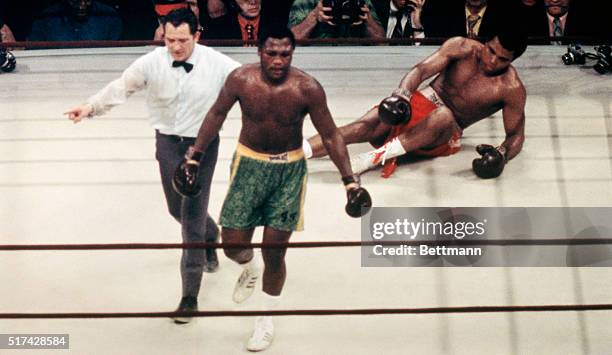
[524,3,596,44]
[204,6,279,41]
[421,0,507,41]
[373,0,417,37]
[29,1,122,41]
[204,11,243,40]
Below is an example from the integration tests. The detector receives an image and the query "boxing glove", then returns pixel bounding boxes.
[472,144,506,179]
[173,146,203,197]
[378,95,411,126]
[343,175,372,217]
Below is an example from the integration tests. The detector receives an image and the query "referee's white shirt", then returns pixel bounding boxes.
[87,44,241,137]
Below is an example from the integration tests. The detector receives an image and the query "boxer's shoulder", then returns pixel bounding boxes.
[441,36,479,58]
[232,63,258,77]
[226,64,259,89]
[499,66,525,100]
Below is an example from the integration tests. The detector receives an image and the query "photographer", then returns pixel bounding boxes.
[289,0,384,39]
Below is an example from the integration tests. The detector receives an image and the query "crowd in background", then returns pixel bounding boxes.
[0,0,608,45]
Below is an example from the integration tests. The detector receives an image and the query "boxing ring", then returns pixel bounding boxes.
[1,45,612,354]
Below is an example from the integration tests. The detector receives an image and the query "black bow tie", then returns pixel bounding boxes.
[172,60,193,73]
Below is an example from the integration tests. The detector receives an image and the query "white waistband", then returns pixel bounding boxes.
[419,86,446,108]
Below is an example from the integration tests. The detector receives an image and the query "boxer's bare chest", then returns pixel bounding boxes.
[239,77,308,127]
[432,57,507,127]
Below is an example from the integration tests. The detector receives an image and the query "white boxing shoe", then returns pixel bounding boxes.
[350,138,407,174]
[350,150,385,174]
[246,316,274,352]
[233,268,259,304]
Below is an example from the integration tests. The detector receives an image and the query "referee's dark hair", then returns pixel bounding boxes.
[163,7,198,35]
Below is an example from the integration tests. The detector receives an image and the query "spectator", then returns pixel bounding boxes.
[374,0,427,44]
[422,0,507,41]
[1,16,17,43]
[532,0,592,44]
[205,0,266,42]
[101,0,158,40]
[206,0,227,19]
[1,0,54,41]
[519,0,544,34]
[195,0,224,34]
[289,0,384,39]
[29,0,122,41]
[186,0,201,17]
[153,0,203,41]
[261,0,294,26]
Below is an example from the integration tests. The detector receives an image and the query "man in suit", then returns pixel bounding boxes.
[205,0,269,43]
[422,0,506,41]
[29,0,123,41]
[529,0,593,44]
[374,0,426,44]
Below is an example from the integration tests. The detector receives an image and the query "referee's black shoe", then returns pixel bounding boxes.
[172,296,197,324]
[204,247,219,273]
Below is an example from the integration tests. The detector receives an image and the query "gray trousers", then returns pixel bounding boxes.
[155,130,220,298]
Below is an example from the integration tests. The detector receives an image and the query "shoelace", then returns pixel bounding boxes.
[239,271,258,288]
[372,146,397,178]
[373,148,389,166]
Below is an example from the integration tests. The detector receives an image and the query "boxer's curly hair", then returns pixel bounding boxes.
[494,21,528,60]
[258,25,296,49]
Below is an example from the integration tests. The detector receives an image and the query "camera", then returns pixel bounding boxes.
[593,45,611,74]
[561,44,586,65]
[322,0,365,24]
[0,47,16,73]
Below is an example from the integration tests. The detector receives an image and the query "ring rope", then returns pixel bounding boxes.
[1,304,611,319]
[1,238,612,251]
[1,36,603,50]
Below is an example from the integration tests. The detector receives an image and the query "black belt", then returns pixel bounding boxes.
[156,130,196,143]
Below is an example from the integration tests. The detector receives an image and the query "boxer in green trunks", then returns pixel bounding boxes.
[172,26,372,351]
[220,143,308,232]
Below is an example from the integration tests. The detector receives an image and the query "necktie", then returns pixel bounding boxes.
[391,11,404,39]
[552,17,563,45]
[172,60,193,73]
[467,14,480,39]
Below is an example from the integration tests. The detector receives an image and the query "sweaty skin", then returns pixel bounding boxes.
[215,64,314,153]
[191,36,357,296]
[308,36,526,161]
[193,38,354,178]
[410,37,526,159]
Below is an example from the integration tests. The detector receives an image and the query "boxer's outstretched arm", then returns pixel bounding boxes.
[397,36,473,94]
[306,78,354,180]
[193,70,240,153]
[500,80,526,161]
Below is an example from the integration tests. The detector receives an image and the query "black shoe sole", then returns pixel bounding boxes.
[172,316,192,324]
